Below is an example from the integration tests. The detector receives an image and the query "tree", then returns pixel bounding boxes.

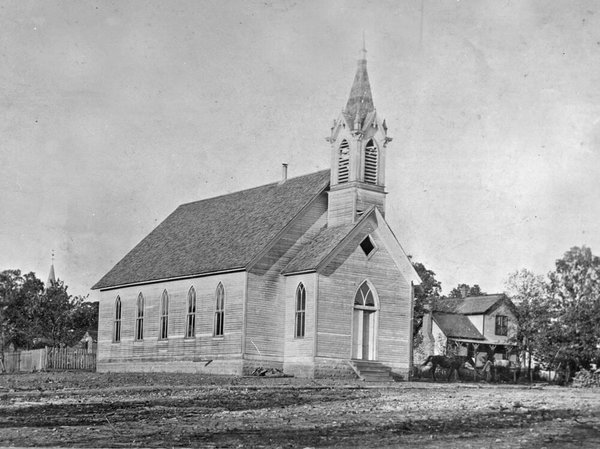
[448,284,485,298]
[504,268,552,378]
[546,246,600,372]
[34,280,92,348]
[0,270,96,351]
[0,270,44,350]
[411,259,442,335]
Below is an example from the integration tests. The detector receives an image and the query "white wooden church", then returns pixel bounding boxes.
[93,47,421,379]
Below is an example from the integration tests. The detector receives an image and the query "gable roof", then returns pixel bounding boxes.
[432,294,509,315]
[282,207,421,285]
[93,170,331,290]
[432,312,485,340]
[282,222,357,275]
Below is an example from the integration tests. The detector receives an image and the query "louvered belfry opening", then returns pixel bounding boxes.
[338,140,350,183]
[364,139,378,184]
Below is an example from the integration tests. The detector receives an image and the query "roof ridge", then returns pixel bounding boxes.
[179,169,330,208]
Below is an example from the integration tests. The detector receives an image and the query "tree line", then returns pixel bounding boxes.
[413,246,600,375]
[0,270,98,352]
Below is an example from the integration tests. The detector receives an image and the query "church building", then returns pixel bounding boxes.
[92,47,421,379]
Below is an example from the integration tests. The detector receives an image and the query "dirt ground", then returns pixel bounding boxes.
[1,372,600,448]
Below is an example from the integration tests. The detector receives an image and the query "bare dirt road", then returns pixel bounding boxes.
[1,372,599,448]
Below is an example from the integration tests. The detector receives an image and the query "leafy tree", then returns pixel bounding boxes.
[410,259,442,335]
[0,270,44,350]
[546,246,600,372]
[448,283,485,298]
[504,268,552,377]
[33,280,92,348]
[0,270,96,350]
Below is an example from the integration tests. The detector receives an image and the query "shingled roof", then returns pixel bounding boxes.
[432,294,508,315]
[282,222,357,274]
[93,170,331,290]
[432,312,485,340]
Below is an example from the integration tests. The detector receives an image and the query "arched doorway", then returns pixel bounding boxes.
[352,281,378,360]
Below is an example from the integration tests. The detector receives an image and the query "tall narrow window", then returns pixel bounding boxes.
[338,140,350,183]
[135,293,144,341]
[159,290,169,339]
[214,283,225,336]
[185,286,196,338]
[364,139,378,184]
[294,283,306,338]
[495,315,508,336]
[113,296,122,343]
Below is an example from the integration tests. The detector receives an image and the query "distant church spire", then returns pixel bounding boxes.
[47,250,56,288]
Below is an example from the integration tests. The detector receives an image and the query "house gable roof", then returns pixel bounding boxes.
[432,294,510,315]
[93,170,331,290]
[433,312,485,340]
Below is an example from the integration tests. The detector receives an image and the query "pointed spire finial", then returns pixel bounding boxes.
[360,31,367,60]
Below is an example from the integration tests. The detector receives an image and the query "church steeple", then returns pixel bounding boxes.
[327,43,391,227]
[47,250,56,288]
[343,40,375,132]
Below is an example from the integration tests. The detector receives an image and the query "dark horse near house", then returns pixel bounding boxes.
[421,355,473,381]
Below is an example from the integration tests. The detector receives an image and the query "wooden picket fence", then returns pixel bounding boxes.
[1,347,96,373]
[46,347,96,371]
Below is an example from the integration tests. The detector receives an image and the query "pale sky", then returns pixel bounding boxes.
[1,0,599,300]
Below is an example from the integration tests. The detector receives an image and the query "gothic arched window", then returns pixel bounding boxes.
[113,296,121,343]
[185,286,196,338]
[214,283,225,336]
[135,293,144,341]
[159,290,169,339]
[294,283,306,338]
[354,281,376,308]
[364,139,378,184]
[338,140,350,183]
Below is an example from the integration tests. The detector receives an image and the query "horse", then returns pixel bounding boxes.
[421,355,474,381]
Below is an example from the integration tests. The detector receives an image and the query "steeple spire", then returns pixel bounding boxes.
[47,250,56,288]
[344,38,375,131]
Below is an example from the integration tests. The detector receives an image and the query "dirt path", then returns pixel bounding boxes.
[1,372,599,447]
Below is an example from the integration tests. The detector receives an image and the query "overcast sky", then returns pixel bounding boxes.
[1,0,599,299]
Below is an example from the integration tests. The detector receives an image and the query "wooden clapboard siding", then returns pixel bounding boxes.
[245,194,327,359]
[356,188,385,216]
[327,187,356,226]
[482,302,517,343]
[316,221,412,367]
[283,274,316,367]
[97,271,245,369]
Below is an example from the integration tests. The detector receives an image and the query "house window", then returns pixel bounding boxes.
[185,286,196,338]
[338,140,350,183]
[113,296,121,343]
[295,283,306,338]
[495,315,508,336]
[360,235,375,257]
[135,293,144,341]
[214,283,225,336]
[364,139,378,184]
[159,290,169,340]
